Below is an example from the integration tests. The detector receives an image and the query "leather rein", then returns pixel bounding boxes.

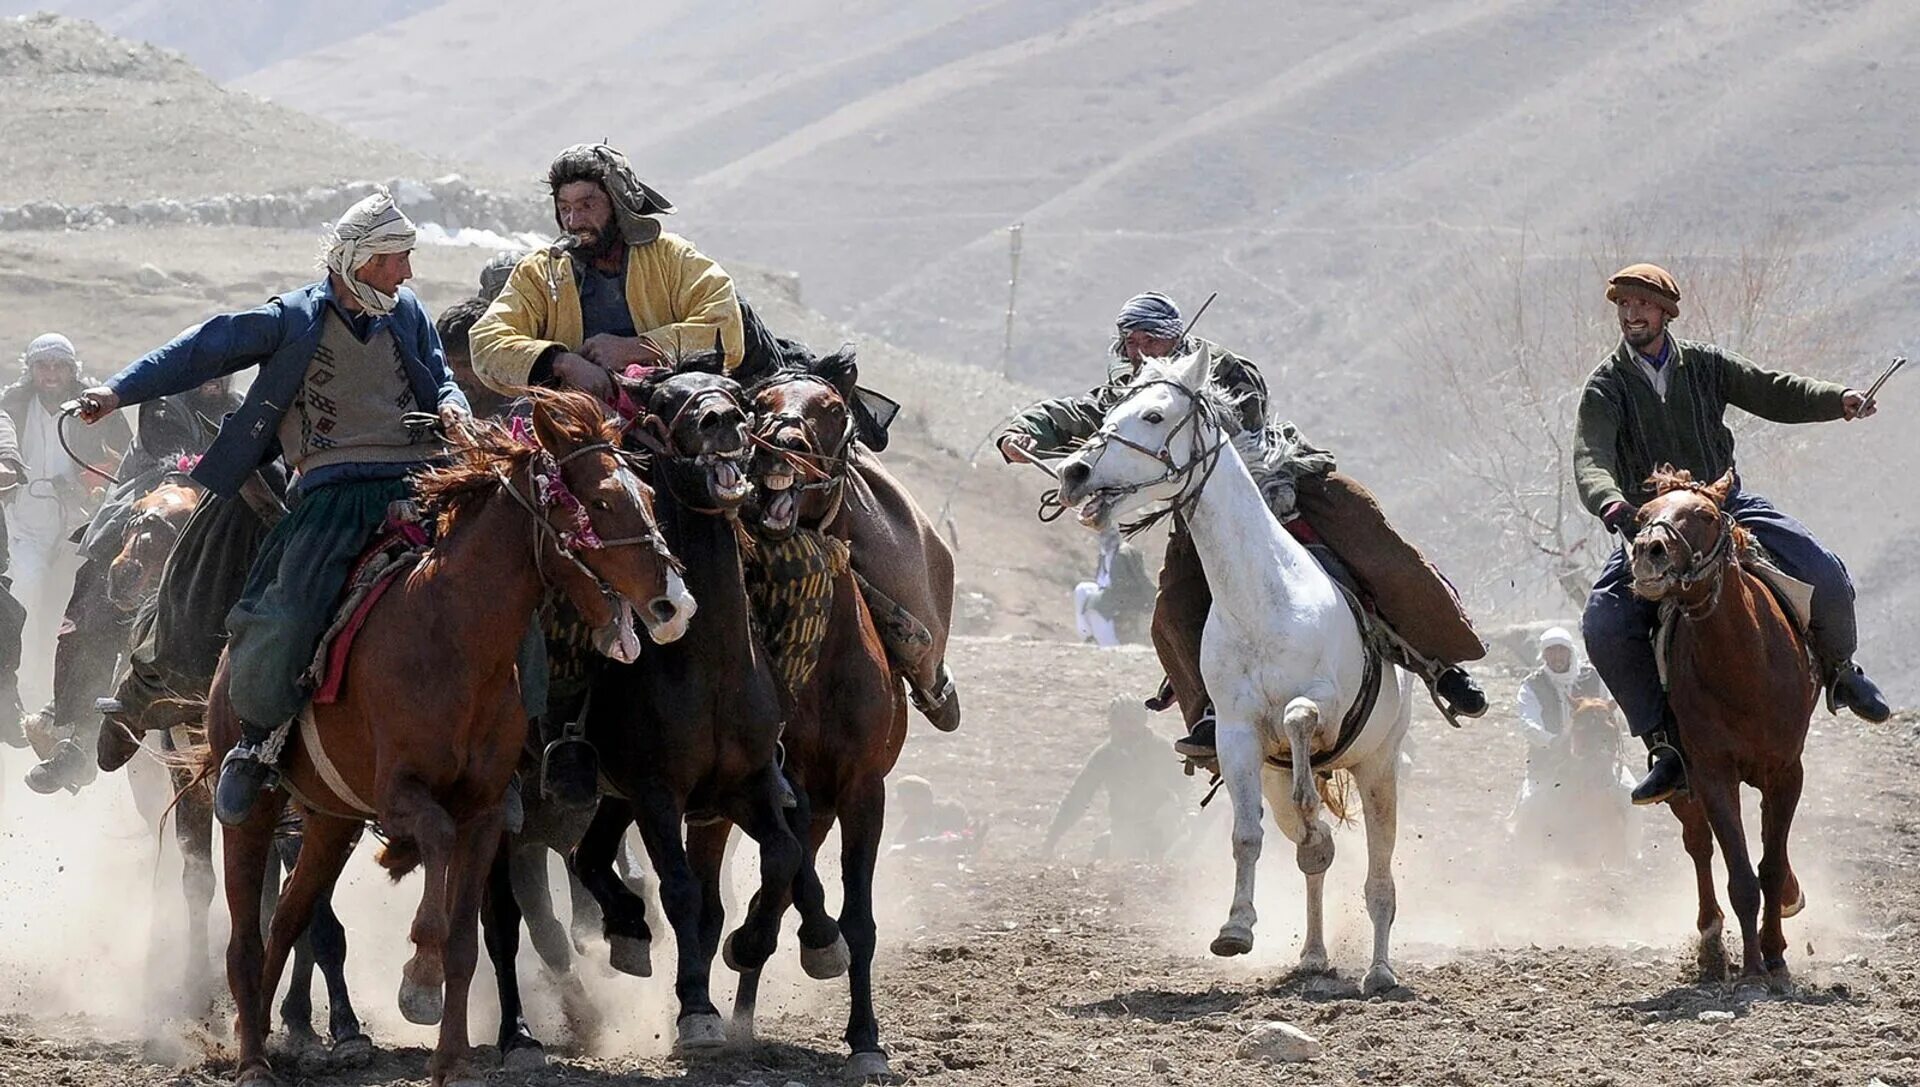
[1044,379,1228,535]
[747,372,854,530]
[491,438,678,609]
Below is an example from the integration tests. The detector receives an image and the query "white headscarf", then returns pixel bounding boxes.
[20,332,79,377]
[322,189,416,316]
[1538,626,1581,691]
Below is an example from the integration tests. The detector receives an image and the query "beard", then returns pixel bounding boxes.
[566,219,625,266]
[1622,323,1662,351]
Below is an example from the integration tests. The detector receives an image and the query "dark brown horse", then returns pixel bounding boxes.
[1629,467,1812,987]
[564,368,841,1055]
[106,479,200,609]
[704,352,907,1078]
[209,390,692,1087]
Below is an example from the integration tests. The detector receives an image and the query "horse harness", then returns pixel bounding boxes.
[1040,378,1230,535]
[494,436,678,612]
[750,372,856,530]
[1264,582,1388,773]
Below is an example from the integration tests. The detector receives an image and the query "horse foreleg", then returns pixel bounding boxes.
[512,841,599,1049]
[1696,779,1764,980]
[1670,796,1726,982]
[1281,697,1334,876]
[570,798,653,977]
[221,795,282,1085]
[721,764,812,981]
[633,788,726,1053]
[1210,715,1264,958]
[837,777,890,1079]
[483,838,545,1070]
[427,808,503,1087]
[1757,762,1804,988]
[176,778,217,1017]
[384,777,458,1026]
[1349,754,1401,994]
[307,886,370,1065]
[783,792,847,978]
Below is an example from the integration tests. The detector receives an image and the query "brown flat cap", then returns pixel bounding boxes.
[1606,263,1681,318]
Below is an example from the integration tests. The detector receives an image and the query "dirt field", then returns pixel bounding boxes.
[1,636,1917,1087]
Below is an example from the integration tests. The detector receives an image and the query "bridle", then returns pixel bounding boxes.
[622,383,757,517]
[1044,379,1227,534]
[493,435,679,613]
[1636,506,1738,620]
[748,373,854,529]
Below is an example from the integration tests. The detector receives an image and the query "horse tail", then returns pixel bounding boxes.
[377,836,422,881]
[1316,770,1357,827]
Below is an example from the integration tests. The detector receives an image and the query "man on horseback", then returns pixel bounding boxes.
[474,144,963,791]
[69,190,469,826]
[1000,292,1488,758]
[1576,263,1888,806]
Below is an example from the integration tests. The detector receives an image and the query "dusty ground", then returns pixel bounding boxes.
[1,636,1917,1086]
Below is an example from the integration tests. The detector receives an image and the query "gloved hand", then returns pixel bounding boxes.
[1601,501,1638,536]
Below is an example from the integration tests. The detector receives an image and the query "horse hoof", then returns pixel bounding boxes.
[1295,832,1335,876]
[609,934,653,978]
[235,1063,285,1087]
[1363,964,1399,995]
[397,977,443,1026]
[502,1045,548,1073]
[1296,950,1330,976]
[329,1034,374,1069]
[1782,889,1808,919]
[673,1012,728,1055]
[802,933,851,980]
[1766,962,1793,994]
[846,1049,893,1080]
[1210,927,1254,957]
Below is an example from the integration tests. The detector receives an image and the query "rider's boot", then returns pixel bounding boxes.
[1433,666,1488,719]
[1144,676,1177,713]
[24,736,97,794]
[214,720,280,827]
[1630,727,1688,806]
[1826,661,1891,723]
[910,662,961,732]
[1172,704,1218,760]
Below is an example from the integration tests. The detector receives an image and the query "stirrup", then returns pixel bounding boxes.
[539,737,600,805]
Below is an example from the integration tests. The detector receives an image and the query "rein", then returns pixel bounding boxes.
[748,373,855,530]
[491,437,677,608]
[1043,379,1228,536]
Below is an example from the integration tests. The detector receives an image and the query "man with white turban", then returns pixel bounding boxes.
[70,190,468,824]
[1510,626,1613,825]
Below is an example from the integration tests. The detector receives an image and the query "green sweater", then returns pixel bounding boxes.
[1003,338,1269,453]
[1573,336,1846,516]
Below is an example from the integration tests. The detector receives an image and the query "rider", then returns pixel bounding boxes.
[24,375,240,794]
[69,190,468,826]
[473,145,962,777]
[1000,292,1489,758]
[1575,263,1887,806]
[1041,696,1183,861]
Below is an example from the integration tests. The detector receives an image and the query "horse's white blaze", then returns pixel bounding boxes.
[645,566,696,644]
[1056,352,1413,977]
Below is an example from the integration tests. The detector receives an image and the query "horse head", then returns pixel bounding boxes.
[620,366,755,514]
[1055,348,1223,531]
[1629,466,1741,604]
[1567,696,1618,760]
[745,348,858,539]
[106,479,201,610]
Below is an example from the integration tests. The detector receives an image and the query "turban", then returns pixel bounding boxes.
[548,143,675,247]
[1114,291,1184,341]
[1539,626,1576,653]
[323,189,416,316]
[22,332,78,374]
[1606,263,1681,319]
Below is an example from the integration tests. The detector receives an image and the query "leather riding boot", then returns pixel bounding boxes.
[1434,666,1488,719]
[1827,662,1891,723]
[1631,730,1688,806]
[1172,704,1217,759]
[24,737,97,795]
[910,662,961,733]
[214,721,279,827]
[1144,676,1177,713]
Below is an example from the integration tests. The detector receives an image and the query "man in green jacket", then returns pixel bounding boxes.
[1004,292,1489,758]
[1576,263,1887,806]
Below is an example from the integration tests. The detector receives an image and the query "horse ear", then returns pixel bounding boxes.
[817,346,860,403]
[1173,348,1210,392]
[530,393,577,454]
[1706,469,1735,507]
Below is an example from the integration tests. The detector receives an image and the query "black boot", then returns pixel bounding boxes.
[1144,677,1176,713]
[910,663,961,733]
[1434,667,1488,719]
[24,737,97,794]
[214,722,279,827]
[1172,706,1217,759]
[1631,731,1688,806]
[1828,663,1891,723]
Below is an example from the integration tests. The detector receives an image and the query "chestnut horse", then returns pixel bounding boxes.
[564,369,841,1056]
[1629,467,1812,987]
[209,390,694,1087]
[106,479,201,609]
[699,352,906,1078]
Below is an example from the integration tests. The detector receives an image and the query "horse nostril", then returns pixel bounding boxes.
[1061,462,1090,492]
[649,597,679,624]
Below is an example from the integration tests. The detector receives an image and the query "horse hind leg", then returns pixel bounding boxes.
[1262,778,1327,975]
[1209,715,1265,958]
[1757,763,1805,990]
[1347,752,1402,995]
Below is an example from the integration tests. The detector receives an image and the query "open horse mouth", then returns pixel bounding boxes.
[591,599,645,664]
[761,483,800,535]
[1075,491,1117,530]
[701,453,753,507]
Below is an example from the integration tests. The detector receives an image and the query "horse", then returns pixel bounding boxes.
[1053,350,1414,990]
[97,483,373,1067]
[561,368,844,1056]
[1626,467,1813,987]
[685,351,906,1078]
[1514,697,1635,868]
[208,389,694,1087]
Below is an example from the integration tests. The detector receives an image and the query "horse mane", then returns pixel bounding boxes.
[413,388,620,536]
[1641,464,1754,554]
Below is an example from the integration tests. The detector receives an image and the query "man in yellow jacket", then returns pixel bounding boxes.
[472,143,745,396]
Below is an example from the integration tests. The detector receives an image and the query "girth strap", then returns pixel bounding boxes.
[1266,585,1386,772]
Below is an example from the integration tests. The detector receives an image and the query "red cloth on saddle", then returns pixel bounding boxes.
[311,518,430,705]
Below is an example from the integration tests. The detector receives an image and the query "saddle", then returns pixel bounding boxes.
[302,501,432,705]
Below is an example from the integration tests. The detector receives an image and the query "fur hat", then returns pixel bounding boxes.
[1606,263,1681,319]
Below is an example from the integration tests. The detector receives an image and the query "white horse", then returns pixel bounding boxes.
[1054,350,1413,991]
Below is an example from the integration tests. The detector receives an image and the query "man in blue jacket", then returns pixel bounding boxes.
[71,190,469,825]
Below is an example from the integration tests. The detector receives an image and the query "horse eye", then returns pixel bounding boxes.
[592,498,611,511]
[1144,411,1164,424]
